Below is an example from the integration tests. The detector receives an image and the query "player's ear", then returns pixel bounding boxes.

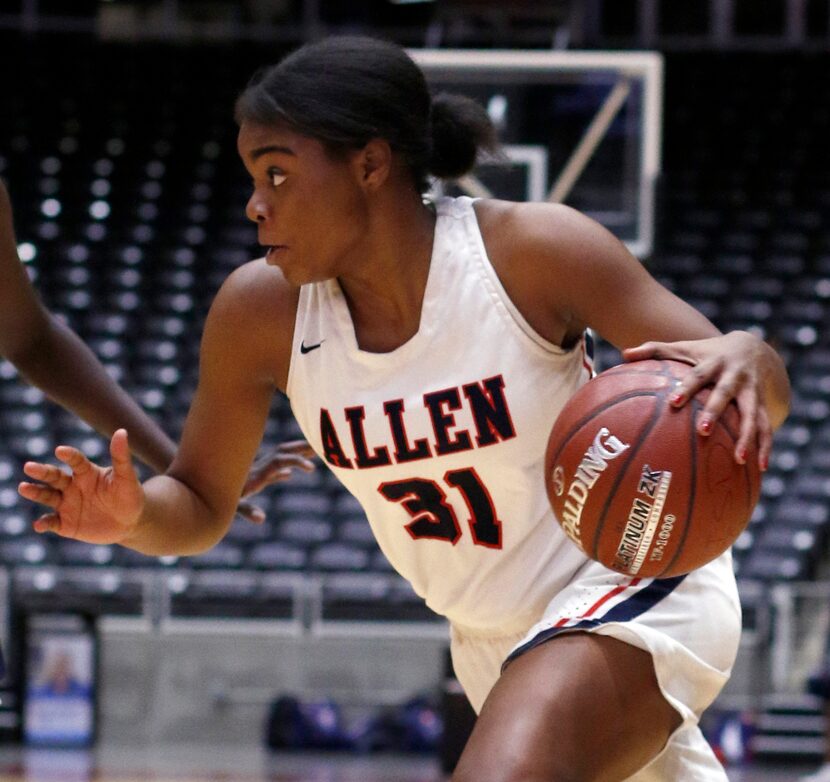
[353,138,392,191]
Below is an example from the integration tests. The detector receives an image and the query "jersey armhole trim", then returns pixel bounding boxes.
[466,198,574,360]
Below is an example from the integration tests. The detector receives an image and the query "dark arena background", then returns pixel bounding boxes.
[1,1,830,780]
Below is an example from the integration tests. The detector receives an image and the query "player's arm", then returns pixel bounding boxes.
[483,201,790,466]
[0,179,177,473]
[124,261,297,554]
[20,261,296,555]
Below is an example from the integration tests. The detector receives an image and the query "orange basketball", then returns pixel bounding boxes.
[544,359,762,578]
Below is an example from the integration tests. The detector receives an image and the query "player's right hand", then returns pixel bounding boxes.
[18,428,145,544]
[623,331,774,470]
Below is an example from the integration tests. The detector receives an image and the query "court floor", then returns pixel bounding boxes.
[0,743,815,781]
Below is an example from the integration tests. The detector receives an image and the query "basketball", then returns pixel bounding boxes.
[545,359,762,578]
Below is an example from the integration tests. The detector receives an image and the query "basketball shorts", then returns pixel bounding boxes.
[449,551,741,781]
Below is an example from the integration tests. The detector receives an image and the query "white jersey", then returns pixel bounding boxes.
[286,195,593,633]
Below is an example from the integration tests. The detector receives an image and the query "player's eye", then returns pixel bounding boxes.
[268,169,287,187]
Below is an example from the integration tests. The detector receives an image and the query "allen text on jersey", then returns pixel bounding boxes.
[318,375,517,469]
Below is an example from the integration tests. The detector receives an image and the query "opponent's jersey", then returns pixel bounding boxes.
[287,196,593,634]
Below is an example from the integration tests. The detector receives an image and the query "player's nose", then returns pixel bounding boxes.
[245,191,270,223]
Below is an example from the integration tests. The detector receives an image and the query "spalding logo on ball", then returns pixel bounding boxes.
[544,359,762,578]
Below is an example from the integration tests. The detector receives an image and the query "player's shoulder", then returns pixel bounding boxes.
[202,257,299,382]
[197,257,300,389]
[469,199,638,346]
[210,257,299,330]
[473,198,615,263]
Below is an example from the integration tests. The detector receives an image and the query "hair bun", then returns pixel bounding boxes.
[428,93,498,180]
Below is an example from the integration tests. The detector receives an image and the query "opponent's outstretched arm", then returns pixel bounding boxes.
[0,179,178,474]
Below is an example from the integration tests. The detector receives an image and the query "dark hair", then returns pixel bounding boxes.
[235,35,498,193]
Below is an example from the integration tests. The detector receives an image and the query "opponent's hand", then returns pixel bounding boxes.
[236,440,317,524]
[18,428,145,543]
[623,331,773,470]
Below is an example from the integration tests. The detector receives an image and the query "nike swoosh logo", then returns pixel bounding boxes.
[300,339,325,354]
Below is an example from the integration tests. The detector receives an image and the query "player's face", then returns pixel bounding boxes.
[238,120,370,285]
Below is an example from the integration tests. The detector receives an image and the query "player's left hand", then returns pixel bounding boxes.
[235,440,317,523]
[622,330,773,471]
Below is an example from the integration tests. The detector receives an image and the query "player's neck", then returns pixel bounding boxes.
[337,195,436,353]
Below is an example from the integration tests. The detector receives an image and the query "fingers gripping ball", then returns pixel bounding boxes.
[544,360,762,578]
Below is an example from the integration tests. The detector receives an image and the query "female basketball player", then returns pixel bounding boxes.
[18,36,789,781]
[0,178,314,521]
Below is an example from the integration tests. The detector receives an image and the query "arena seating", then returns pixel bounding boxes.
[657,52,830,586]
[1,36,829,624]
